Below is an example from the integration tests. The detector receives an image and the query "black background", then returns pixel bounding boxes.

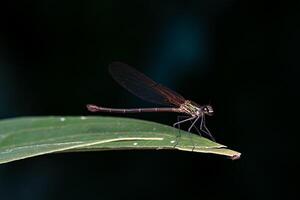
[0,1,298,200]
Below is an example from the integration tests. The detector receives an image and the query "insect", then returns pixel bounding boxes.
[87,62,215,141]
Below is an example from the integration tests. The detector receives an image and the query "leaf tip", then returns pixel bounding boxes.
[230,152,241,160]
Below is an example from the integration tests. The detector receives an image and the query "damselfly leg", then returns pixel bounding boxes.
[173,116,196,148]
[200,115,216,141]
[175,115,190,130]
[173,116,196,128]
[173,115,199,150]
[188,115,200,132]
[172,116,185,148]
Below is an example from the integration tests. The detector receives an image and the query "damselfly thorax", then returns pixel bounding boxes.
[178,100,214,117]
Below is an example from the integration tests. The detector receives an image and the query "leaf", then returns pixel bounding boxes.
[0,116,241,164]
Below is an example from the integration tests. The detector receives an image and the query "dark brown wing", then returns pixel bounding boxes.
[109,62,186,107]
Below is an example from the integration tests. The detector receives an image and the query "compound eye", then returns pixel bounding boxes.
[203,107,208,112]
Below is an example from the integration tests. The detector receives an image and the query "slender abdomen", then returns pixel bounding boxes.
[87,104,180,113]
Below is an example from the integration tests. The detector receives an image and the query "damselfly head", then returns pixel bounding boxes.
[202,105,214,116]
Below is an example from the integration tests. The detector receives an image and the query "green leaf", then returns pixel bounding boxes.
[0,116,241,164]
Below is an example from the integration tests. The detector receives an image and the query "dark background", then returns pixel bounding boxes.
[0,0,298,199]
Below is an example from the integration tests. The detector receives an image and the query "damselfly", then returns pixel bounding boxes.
[87,62,215,141]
